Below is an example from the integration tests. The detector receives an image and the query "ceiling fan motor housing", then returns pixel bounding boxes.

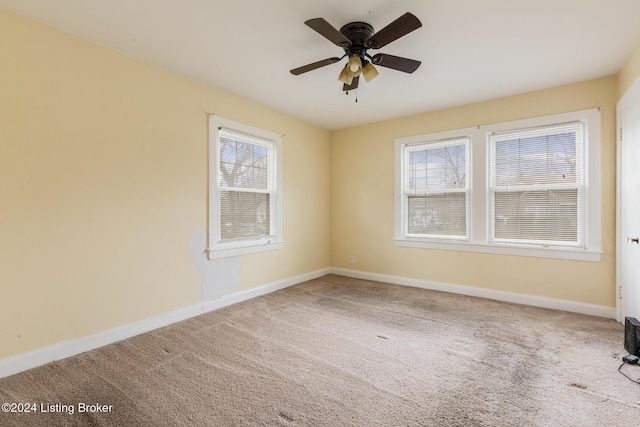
[339,22,375,59]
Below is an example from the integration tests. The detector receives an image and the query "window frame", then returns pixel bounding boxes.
[489,121,586,248]
[208,115,283,260]
[402,137,471,241]
[395,109,601,261]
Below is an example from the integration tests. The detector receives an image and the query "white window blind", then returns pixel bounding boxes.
[404,138,469,239]
[218,129,275,243]
[490,122,584,247]
[208,115,282,259]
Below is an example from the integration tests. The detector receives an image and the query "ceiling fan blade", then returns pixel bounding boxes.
[290,57,342,75]
[366,12,422,49]
[343,75,359,91]
[370,53,421,73]
[305,18,352,48]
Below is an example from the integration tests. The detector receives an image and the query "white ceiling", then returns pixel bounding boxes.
[2,0,640,130]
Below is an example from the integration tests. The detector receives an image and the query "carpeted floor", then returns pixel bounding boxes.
[0,274,638,426]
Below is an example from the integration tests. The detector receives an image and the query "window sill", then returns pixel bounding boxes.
[207,241,283,260]
[394,238,601,262]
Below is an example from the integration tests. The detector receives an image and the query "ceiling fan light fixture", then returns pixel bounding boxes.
[362,62,379,82]
[338,66,354,85]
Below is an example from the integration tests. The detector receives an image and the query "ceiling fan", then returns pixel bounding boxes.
[290,12,423,92]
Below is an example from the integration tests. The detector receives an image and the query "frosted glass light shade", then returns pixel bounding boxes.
[348,56,362,73]
[338,66,354,85]
[362,62,379,82]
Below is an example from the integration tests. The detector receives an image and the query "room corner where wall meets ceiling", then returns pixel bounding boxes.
[618,42,640,98]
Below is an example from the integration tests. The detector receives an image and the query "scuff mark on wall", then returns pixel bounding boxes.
[189,230,241,300]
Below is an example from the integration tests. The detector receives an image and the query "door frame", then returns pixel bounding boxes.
[616,75,640,323]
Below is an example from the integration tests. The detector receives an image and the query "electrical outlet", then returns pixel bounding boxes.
[349,256,355,264]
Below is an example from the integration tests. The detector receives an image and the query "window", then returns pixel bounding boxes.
[395,109,601,261]
[403,138,469,239]
[208,115,282,259]
[490,123,584,247]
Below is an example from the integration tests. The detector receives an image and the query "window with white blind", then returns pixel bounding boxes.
[490,123,584,247]
[403,138,469,239]
[395,108,601,261]
[208,115,282,259]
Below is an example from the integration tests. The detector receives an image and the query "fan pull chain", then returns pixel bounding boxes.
[345,90,358,103]
[344,89,358,103]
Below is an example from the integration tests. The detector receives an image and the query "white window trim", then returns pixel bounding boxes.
[394,109,601,262]
[207,115,283,260]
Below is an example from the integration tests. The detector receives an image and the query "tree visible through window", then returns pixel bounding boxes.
[208,115,282,259]
[404,139,469,238]
[219,134,271,242]
[490,123,584,246]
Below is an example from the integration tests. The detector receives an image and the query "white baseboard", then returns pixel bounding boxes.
[0,268,330,380]
[1,266,615,379]
[330,268,616,319]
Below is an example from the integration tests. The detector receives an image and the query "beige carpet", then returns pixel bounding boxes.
[0,274,638,426]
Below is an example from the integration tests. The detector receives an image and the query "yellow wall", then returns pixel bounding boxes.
[331,77,618,307]
[618,42,640,99]
[0,8,331,359]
